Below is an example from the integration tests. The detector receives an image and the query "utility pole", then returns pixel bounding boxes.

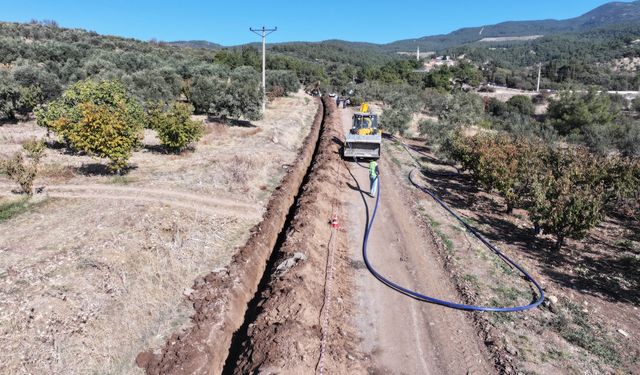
[250,26,277,112]
[536,62,542,92]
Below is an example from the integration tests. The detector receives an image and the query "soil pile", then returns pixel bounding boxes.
[138,98,324,375]
[229,98,365,373]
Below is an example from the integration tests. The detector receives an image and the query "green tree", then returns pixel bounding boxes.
[472,134,547,213]
[208,66,262,121]
[378,86,421,136]
[486,97,508,117]
[547,90,618,136]
[266,70,299,96]
[0,74,21,120]
[438,92,485,127]
[148,102,204,152]
[453,60,483,87]
[128,67,182,103]
[528,148,609,251]
[190,66,262,121]
[506,95,535,116]
[425,66,454,91]
[35,80,144,172]
[632,96,640,113]
[381,108,412,136]
[11,59,62,102]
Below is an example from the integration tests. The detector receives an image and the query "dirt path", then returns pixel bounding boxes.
[0,183,260,219]
[339,108,495,374]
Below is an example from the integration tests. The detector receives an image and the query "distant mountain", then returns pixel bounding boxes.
[168,40,223,50]
[384,1,640,52]
[169,1,640,56]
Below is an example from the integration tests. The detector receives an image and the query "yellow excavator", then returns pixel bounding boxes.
[343,103,382,159]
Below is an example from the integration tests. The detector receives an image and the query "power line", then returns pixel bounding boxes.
[250,26,277,112]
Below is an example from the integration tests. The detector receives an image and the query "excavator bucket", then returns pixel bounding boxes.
[344,133,382,159]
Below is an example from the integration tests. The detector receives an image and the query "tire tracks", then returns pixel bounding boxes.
[0,183,260,219]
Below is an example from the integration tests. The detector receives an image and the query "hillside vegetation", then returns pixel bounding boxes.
[385,1,640,51]
[0,21,327,123]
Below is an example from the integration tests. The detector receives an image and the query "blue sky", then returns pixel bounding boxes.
[0,0,631,45]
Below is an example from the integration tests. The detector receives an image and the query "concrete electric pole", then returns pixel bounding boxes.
[250,26,277,112]
[536,62,542,92]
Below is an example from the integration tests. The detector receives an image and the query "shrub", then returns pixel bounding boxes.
[493,112,558,143]
[0,72,45,120]
[16,85,44,116]
[486,97,508,117]
[0,138,45,195]
[419,118,461,160]
[441,132,483,172]
[1,153,37,194]
[632,96,640,113]
[616,119,640,157]
[267,86,285,100]
[22,137,45,163]
[149,102,204,152]
[532,93,549,105]
[506,95,535,116]
[35,80,144,172]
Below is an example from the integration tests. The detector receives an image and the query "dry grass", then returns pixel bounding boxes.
[223,155,257,187]
[38,163,76,182]
[0,90,318,374]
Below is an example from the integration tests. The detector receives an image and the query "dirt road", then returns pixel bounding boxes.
[339,108,495,374]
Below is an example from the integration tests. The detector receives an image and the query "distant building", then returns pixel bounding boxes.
[422,56,457,72]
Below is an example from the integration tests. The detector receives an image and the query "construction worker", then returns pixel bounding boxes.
[369,160,379,197]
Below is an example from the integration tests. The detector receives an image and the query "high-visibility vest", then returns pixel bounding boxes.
[369,162,378,178]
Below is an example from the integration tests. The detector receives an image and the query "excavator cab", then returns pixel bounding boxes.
[344,103,382,159]
[351,113,379,136]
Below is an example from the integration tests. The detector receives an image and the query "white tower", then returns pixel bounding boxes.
[417,46,420,61]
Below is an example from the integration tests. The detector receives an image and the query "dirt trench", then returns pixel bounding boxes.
[137,97,324,375]
[226,98,364,373]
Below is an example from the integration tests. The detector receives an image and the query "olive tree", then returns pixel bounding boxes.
[189,66,262,121]
[266,70,299,96]
[438,92,485,127]
[0,74,21,120]
[207,66,262,121]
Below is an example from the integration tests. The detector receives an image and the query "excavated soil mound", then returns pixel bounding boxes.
[138,98,324,375]
[229,98,365,374]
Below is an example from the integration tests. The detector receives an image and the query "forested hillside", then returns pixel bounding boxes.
[0,21,331,121]
[451,24,640,91]
[384,1,640,51]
